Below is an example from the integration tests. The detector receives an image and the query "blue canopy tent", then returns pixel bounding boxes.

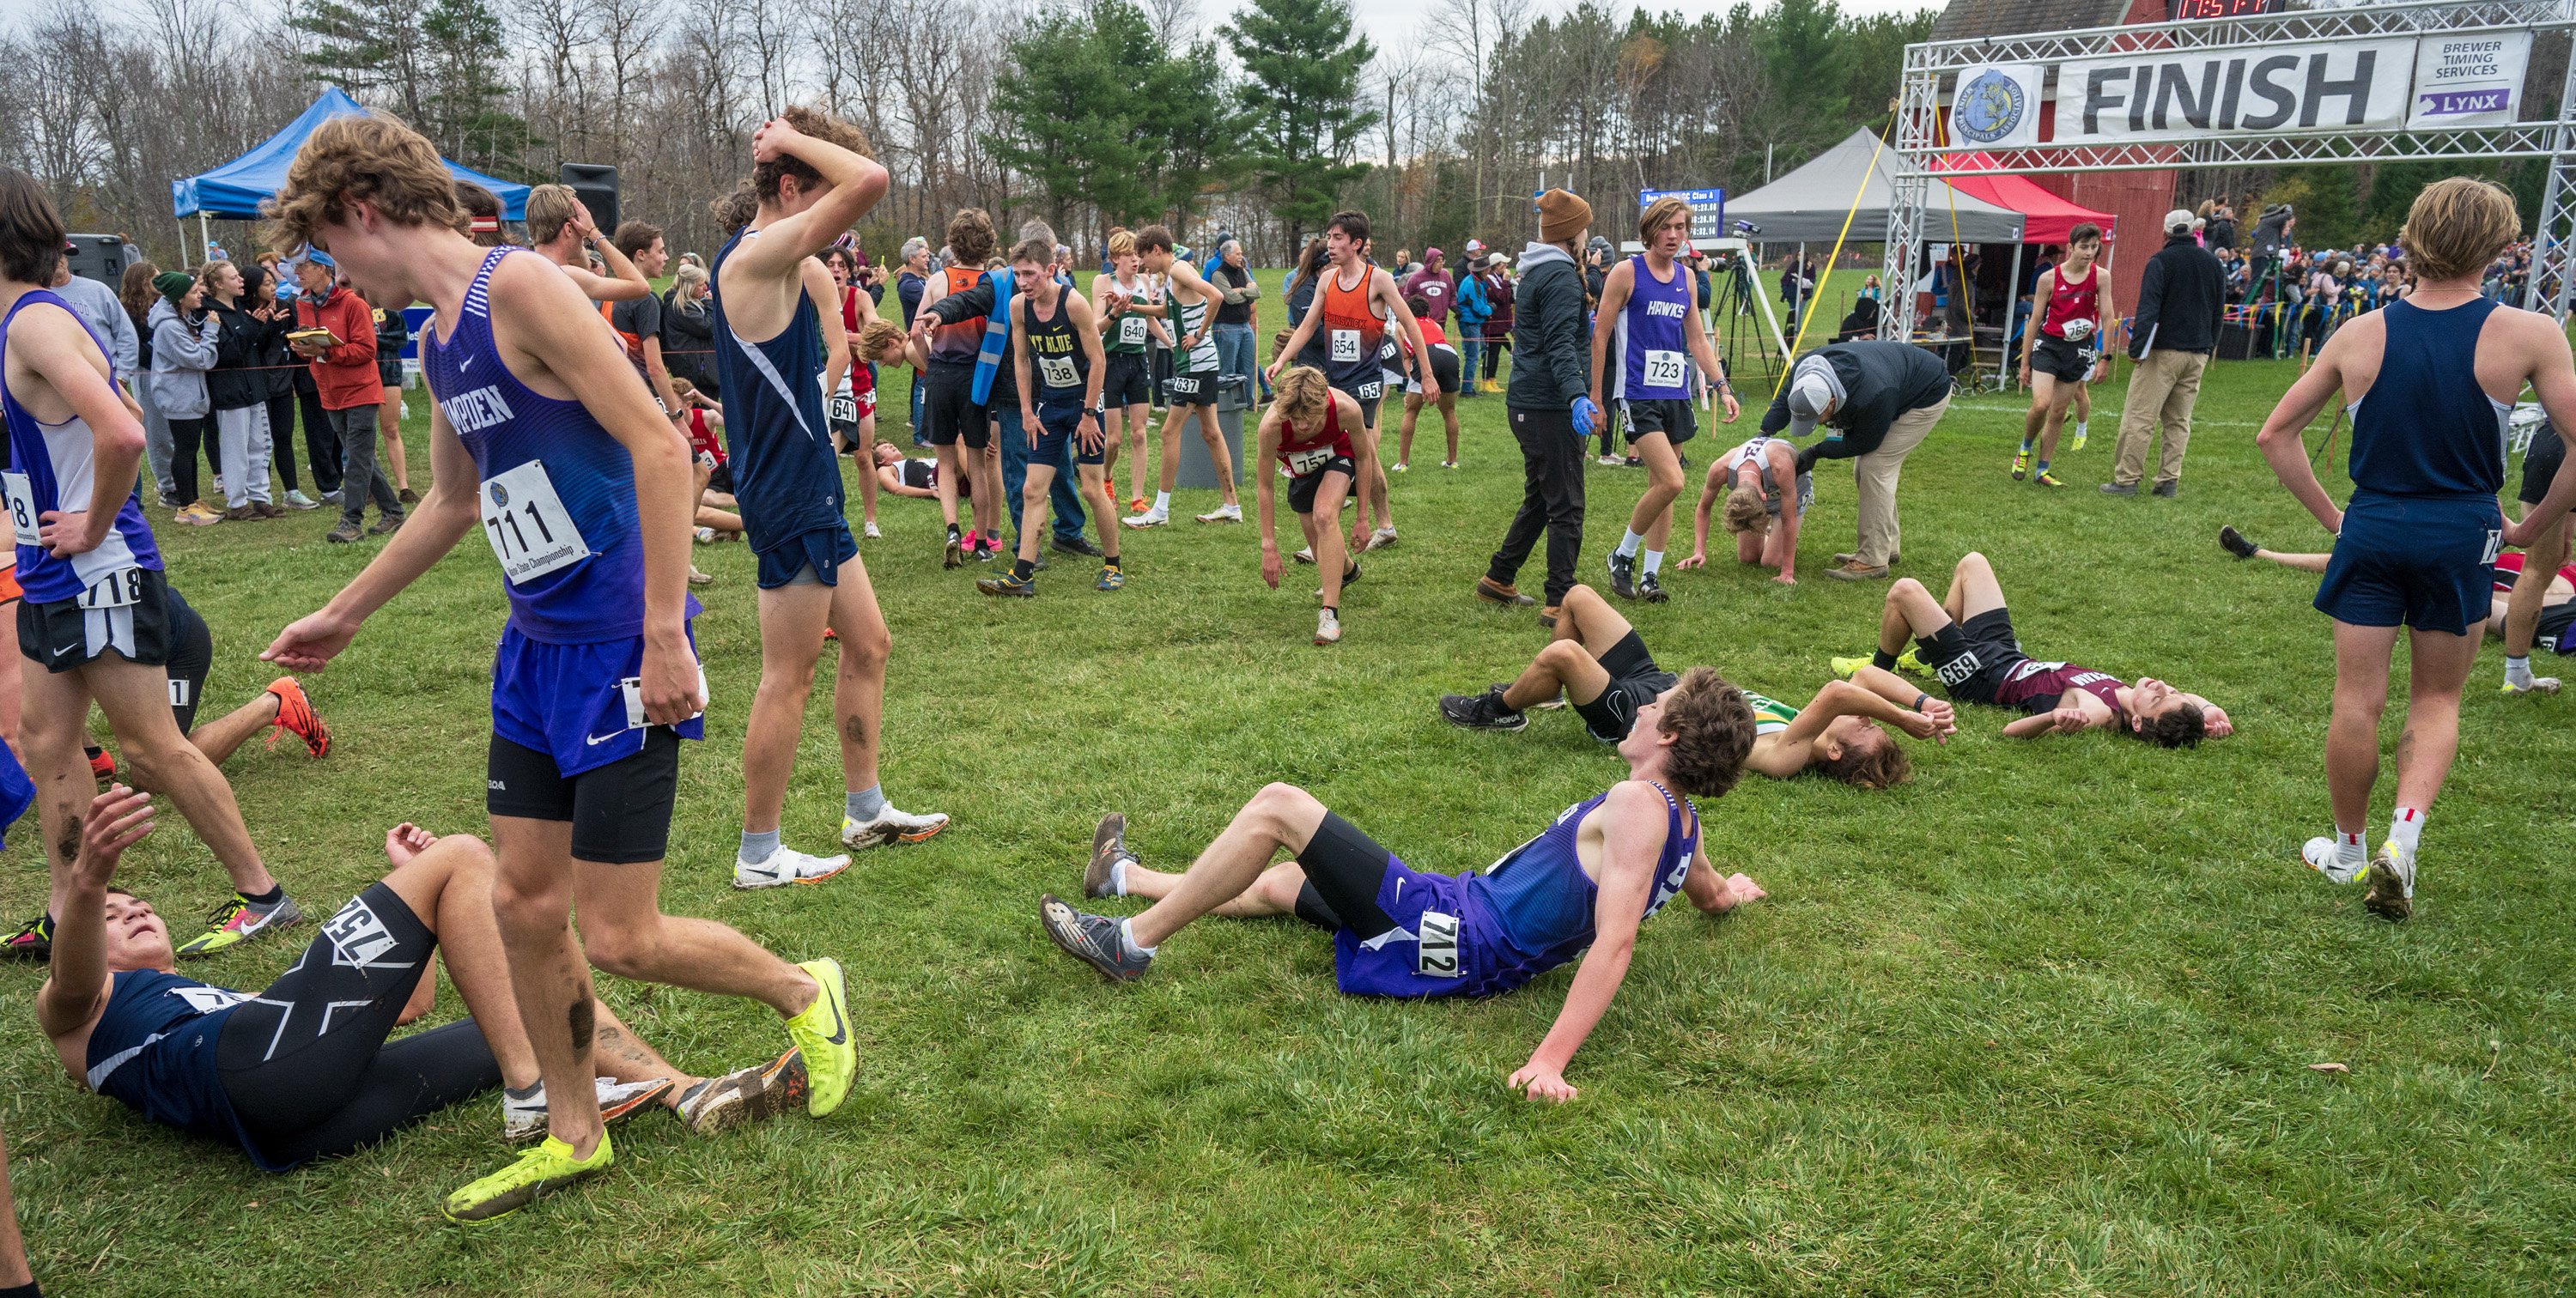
[169,86,527,264]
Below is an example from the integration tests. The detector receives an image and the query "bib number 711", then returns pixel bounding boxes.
[480,460,591,586]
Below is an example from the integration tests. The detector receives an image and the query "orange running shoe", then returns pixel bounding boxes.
[1127,497,1149,514]
[86,746,115,782]
[264,676,331,758]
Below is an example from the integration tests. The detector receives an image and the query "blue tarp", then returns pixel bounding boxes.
[170,86,529,221]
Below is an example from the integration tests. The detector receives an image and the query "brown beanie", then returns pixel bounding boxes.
[1537,189,1591,246]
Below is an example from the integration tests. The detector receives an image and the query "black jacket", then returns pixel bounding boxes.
[1505,246,1590,409]
[1762,341,1952,468]
[205,298,273,412]
[2128,234,2227,358]
[660,288,716,391]
[2203,216,2237,252]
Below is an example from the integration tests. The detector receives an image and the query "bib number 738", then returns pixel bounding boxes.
[480,460,591,586]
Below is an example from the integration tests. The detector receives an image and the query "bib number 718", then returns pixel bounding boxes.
[1,471,39,547]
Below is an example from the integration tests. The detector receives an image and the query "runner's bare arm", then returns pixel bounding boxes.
[35,786,154,1043]
[1681,269,1739,421]
[1510,781,1668,1102]
[2021,267,2055,375]
[2257,320,2363,537]
[15,306,145,555]
[2506,314,2576,546]
[1070,292,1108,416]
[808,259,849,400]
[1254,406,1285,590]
[1844,664,1954,737]
[564,201,649,301]
[1378,269,1431,387]
[727,118,889,277]
[1589,260,1632,409]
[1012,295,1038,425]
[2176,692,2233,737]
[1168,263,1216,348]
[1679,460,1722,568]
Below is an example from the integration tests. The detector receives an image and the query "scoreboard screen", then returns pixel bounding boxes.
[2169,0,2279,20]
[1637,188,1726,240]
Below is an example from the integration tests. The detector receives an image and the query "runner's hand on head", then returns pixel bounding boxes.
[262,608,363,670]
[750,118,801,165]
[77,785,155,889]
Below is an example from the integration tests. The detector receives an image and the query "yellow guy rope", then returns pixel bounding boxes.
[1771,126,1888,402]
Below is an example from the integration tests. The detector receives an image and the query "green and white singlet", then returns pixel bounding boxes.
[1742,691,1798,737]
[1104,276,1153,355]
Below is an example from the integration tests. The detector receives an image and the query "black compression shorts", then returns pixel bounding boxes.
[162,585,215,733]
[1286,457,1355,515]
[1289,811,1398,940]
[486,726,682,864]
[1571,630,1679,743]
[1917,608,2026,707]
[2030,335,2095,385]
[2523,419,2565,507]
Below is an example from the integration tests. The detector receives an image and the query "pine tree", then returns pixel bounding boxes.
[1221,0,1376,248]
[988,6,1150,237]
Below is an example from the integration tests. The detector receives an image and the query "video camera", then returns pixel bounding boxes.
[1732,220,1762,236]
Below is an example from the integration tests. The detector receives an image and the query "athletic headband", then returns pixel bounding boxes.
[469,216,501,234]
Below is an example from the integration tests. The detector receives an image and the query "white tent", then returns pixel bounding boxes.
[1727,129,2026,245]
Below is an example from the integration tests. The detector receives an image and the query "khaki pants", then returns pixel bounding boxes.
[1853,392,1947,567]
[2111,349,2209,488]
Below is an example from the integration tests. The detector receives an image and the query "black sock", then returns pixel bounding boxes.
[240,883,285,907]
[1,1278,43,1297]
[1013,558,1035,580]
[1103,556,1120,568]
[946,523,961,540]
[1872,649,1899,671]
[1322,605,1337,616]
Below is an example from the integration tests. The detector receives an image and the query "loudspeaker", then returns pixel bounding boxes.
[65,234,138,288]
[559,163,620,236]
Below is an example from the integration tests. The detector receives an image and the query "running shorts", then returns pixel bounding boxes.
[2522,419,2565,507]
[1286,456,1355,515]
[1165,367,1220,407]
[754,524,860,591]
[2315,491,2502,636]
[2031,335,2096,384]
[487,726,683,864]
[1033,402,1103,469]
[1103,353,1154,408]
[1916,608,2027,707]
[20,565,177,673]
[1403,346,1461,397]
[1571,630,1681,743]
[2537,600,2576,655]
[1291,812,1486,998]
[489,622,706,781]
[1622,397,1696,446]
[922,364,989,450]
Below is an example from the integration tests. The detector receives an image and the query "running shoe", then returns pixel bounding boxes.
[1053,534,1105,557]
[1439,686,1528,732]
[977,572,1036,597]
[1127,497,1149,513]
[1367,526,1397,551]
[2501,675,2562,695]
[2010,449,2030,480]
[1195,503,1242,524]
[863,520,881,539]
[1314,609,1342,645]
[442,1133,613,1224]
[942,532,964,568]
[1123,507,1169,528]
[3,913,52,961]
[283,489,320,511]
[1606,549,1639,600]
[1097,564,1125,591]
[2363,846,2415,921]
[1441,459,1457,469]
[1596,455,1624,467]
[960,529,980,555]
[176,892,303,958]
[502,1076,677,1143]
[87,746,116,782]
[1085,813,1134,899]
[1895,646,1925,675]
[1390,462,1408,472]
[1637,571,1669,604]
[693,525,717,544]
[784,958,856,1117]
[1291,547,1315,564]
[2070,421,2088,452]
[675,1050,808,1137]
[689,567,714,585]
[841,803,949,850]
[2033,470,2066,488]
[974,537,997,562]
[1039,895,1151,982]
[2218,525,2260,560]
[2300,837,2366,885]
[175,502,222,526]
[264,676,331,758]
[733,845,853,889]
[1829,656,1869,680]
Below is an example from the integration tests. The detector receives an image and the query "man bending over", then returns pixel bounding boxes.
[1039,670,1764,1101]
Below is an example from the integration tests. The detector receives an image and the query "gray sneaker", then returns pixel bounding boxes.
[1039,895,1151,982]
[1085,813,1134,899]
[325,521,361,543]
[1439,686,1528,731]
[674,1050,809,1137]
[283,489,322,511]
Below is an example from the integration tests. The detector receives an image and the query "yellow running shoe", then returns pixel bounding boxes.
[785,957,855,1118]
[442,1132,612,1224]
[1829,656,1869,680]
[2010,449,2030,480]
[1895,646,1925,675]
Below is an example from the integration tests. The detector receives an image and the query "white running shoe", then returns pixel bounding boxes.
[1123,507,1169,528]
[1390,462,1408,472]
[841,804,951,849]
[1291,547,1315,564]
[732,845,852,889]
[1367,526,1398,551]
[1195,502,1242,524]
[694,525,716,544]
[1314,609,1342,646]
[863,520,881,539]
[2300,837,2366,884]
[2501,675,2561,695]
[502,1076,676,1143]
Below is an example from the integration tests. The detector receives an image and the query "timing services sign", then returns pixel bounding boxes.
[2409,34,2532,129]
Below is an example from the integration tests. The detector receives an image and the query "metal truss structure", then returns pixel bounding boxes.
[1880,0,2576,341]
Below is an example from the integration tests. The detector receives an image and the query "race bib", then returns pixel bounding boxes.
[1643,349,1686,389]
[0,471,36,546]
[619,662,709,729]
[1329,329,1362,362]
[1417,910,1461,979]
[2483,529,2504,565]
[1118,315,1148,347]
[480,460,591,586]
[1284,446,1336,476]
[1169,374,1204,400]
[828,393,860,424]
[1935,649,1983,688]
[1038,355,1078,390]
[78,567,146,610]
[1354,379,1382,401]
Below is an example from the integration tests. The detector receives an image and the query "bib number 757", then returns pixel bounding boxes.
[481,460,591,586]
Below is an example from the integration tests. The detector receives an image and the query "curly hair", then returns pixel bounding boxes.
[1722,481,1770,536]
[855,318,908,361]
[1816,728,1910,789]
[1656,667,1756,799]
[945,209,997,269]
[264,113,466,254]
[2132,705,2208,749]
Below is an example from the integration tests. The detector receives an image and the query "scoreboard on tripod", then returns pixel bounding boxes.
[1637,189,1727,240]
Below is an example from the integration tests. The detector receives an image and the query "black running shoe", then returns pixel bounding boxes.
[1086,813,1133,899]
[2219,525,2259,560]
[1439,686,1528,731]
[1637,571,1669,603]
[976,573,1037,597]
[1053,534,1105,558]
[3,913,52,961]
[1039,895,1151,982]
[1606,549,1638,599]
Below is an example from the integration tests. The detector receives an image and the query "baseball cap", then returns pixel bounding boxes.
[2165,209,2193,234]
[1466,239,1485,253]
[1785,359,1838,436]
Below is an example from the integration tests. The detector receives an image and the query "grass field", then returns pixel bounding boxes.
[5,287,2576,1295]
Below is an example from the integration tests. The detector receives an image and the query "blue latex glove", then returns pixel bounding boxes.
[1571,395,1603,439]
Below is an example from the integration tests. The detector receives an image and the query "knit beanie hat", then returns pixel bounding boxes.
[1537,189,1592,246]
[153,270,194,304]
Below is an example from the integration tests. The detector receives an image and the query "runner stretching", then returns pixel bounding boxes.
[1038,669,1764,1101]
[1592,197,1739,603]
[39,790,805,1190]
[2014,223,2111,488]
[1089,231,1168,513]
[909,210,1006,562]
[2262,177,2576,919]
[1254,368,1367,645]
[1394,294,1460,470]
[260,114,860,1219]
[1267,210,1427,554]
[1832,552,2230,746]
[708,107,947,883]
[0,168,301,961]
[979,237,1120,597]
[1678,434,1807,584]
[1126,226,1240,527]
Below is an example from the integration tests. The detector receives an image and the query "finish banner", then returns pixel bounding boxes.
[2055,39,2418,143]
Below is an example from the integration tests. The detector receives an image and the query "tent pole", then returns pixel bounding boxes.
[1998,241,2023,391]
[198,214,211,266]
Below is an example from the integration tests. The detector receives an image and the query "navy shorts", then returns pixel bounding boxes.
[1103,353,1153,408]
[1034,403,1104,468]
[2522,419,2565,506]
[755,524,861,590]
[2315,492,2502,636]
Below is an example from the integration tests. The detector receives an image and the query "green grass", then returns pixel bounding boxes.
[6,293,2576,1295]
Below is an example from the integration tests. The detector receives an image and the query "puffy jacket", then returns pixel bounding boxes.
[2128,234,2227,357]
[1455,272,1491,330]
[144,298,219,419]
[1505,244,1590,409]
[205,297,271,411]
[296,285,380,410]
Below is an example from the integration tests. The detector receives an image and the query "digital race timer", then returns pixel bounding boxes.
[2168,0,2281,20]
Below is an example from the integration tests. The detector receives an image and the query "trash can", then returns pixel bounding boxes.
[1176,373,1250,489]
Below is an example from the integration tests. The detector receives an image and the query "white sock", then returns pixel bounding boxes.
[2334,828,2366,870]
[2075,419,2088,437]
[1119,917,1156,959]
[1153,491,1170,512]
[1107,859,1131,896]
[1615,529,1643,558]
[2506,655,2534,688]
[2388,806,2424,859]
[1642,549,1664,575]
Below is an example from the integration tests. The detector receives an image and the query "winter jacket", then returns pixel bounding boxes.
[660,288,717,391]
[144,298,219,419]
[2127,234,2227,358]
[205,297,272,412]
[295,285,380,411]
[1762,341,1952,467]
[1505,244,1591,410]
[1455,272,1492,331]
